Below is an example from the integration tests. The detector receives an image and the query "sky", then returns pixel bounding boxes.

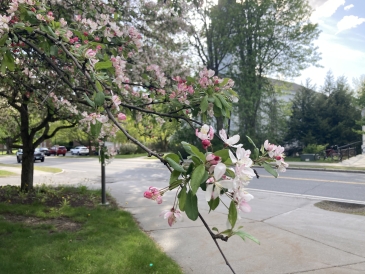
[291,0,365,90]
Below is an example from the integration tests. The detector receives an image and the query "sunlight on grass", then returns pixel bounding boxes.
[0,164,62,173]
[0,185,182,274]
[0,170,17,177]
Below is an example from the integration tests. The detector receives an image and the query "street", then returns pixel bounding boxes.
[1,155,365,203]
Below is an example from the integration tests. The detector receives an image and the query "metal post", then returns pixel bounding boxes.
[100,144,108,205]
[361,108,365,154]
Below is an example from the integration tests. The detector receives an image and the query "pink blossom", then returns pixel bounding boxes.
[196,124,214,141]
[144,186,163,204]
[160,208,183,227]
[84,49,97,58]
[202,139,211,150]
[117,113,126,121]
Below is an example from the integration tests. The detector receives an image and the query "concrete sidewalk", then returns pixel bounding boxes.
[106,175,365,274]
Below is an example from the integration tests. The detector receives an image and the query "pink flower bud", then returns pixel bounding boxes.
[202,139,211,149]
[144,191,153,199]
[117,113,126,121]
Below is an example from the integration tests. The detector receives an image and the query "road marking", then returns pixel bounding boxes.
[247,188,365,205]
[260,175,365,186]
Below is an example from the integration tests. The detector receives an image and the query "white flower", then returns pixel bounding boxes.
[219,129,242,148]
[205,163,233,201]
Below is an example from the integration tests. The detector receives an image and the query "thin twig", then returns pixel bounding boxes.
[198,213,236,274]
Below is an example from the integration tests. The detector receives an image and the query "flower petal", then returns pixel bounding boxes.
[214,163,226,180]
[229,149,237,164]
[227,135,240,146]
[205,184,214,201]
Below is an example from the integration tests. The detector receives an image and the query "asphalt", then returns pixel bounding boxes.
[1,155,365,273]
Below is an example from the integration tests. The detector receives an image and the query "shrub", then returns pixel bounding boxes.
[303,143,328,154]
[119,142,138,155]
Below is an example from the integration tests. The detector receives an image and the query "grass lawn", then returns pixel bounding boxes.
[0,170,17,177]
[0,185,182,274]
[0,163,62,173]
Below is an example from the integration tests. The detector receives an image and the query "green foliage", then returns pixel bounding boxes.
[303,144,328,154]
[118,142,138,155]
[286,74,361,151]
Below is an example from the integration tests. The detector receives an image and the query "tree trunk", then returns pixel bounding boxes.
[20,147,34,192]
[6,137,13,154]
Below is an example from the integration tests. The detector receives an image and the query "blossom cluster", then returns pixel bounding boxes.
[144,124,289,227]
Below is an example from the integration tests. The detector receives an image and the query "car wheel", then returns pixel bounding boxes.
[17,157,21,163]
[41,158,44,162]
[63,154,65,156]
[77,152,80,155]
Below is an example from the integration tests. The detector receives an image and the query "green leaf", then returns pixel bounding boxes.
[252,147,259,160]
[178,186,187,211]
[186,162,194,175]
[190,156,201,166]
[212,227,219,232]
[208,197,220,212]
[84,94,95,108]
[165,153,180,163]
[169,170,181,185]
[214,95,222,109]
[200,95,209,112]
[185,190,199,221]
[0,34,8,47]
[219,78,229,87]
[94,60,113,71]
[190,164,207,195]
[225,168,235,179]
[95,81,104,92]
[50,45,58,56]
[166,157,186,173]
[4,51,15,71]
[228,200,237,228]
[181,142,205,163]
[94,91,105,107]
[90,121,102,137]
[215,93,232,110]
[234,230,260,244]
[263,162,278,178]
[13,22,25,28]
[246,135,257,148]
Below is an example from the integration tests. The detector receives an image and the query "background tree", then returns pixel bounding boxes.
[228,0,321,143]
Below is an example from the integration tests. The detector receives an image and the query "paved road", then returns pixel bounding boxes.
[1,155,364,203]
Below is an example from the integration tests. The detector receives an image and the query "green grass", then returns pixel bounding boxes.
[0,170,17,177]
[0,163,62,173]
[0,185,182,274]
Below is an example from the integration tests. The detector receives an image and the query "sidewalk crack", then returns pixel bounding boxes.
[287,260,365,273]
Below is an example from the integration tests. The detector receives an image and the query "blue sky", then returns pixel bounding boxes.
[291,0,365,90]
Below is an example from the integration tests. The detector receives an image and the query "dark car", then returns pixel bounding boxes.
[16,148,45,163]
[49,146,67,156]
[39,147,50,156]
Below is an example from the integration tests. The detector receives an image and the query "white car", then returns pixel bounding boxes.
[70,146,89,156]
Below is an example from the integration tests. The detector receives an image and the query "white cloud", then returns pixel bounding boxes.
[311,0,345,22]
[344,4,354,11]
[337,15,365,33]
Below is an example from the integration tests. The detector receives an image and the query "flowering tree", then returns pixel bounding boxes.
[1,0,289,271]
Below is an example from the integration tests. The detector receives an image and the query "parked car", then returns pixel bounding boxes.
[70,146,89,156]
[39,147,50,156]
[49,146,67,156]
[16,148,45,163]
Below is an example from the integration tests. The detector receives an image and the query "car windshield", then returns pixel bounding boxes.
[35,148,40,152]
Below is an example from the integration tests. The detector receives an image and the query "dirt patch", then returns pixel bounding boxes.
[315,201,365,216]
[0,213,82,232]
